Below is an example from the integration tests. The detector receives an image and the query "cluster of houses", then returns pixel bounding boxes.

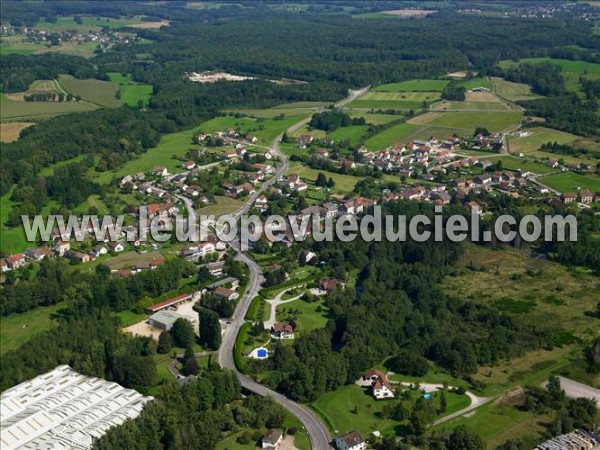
[260,428,368,450]
[547,190,598,208]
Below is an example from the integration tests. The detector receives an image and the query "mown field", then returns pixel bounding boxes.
[107,72,153,107]
[540,172,600,193]
[0,122,34,142]
[364,122,420,150]
[490,76,543,102]
[59,75,121,108]
[348,90,440,110]
[489,155,558,174]
[0,93,96,120]
[275,297,330,332]
[326,124,369,146]
[1,38,99,57]
[287,162,366,193]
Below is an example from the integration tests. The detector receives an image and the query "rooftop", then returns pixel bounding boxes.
[0,365,152,450]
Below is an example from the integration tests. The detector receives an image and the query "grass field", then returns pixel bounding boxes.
[540,172,600,193]
[348,91,440,110]
[275,298,330,332]
[0,94,97,120]
[432,100,514,111]
[403,124,470,142]
[498,58,600,93]
[348,111,403,125]
[1,38,99,57]
[287,163,366,193]
[490,76,543,102]
[363,122,422,150]
[0,190,31,253]
[0,122,34,142]
[373,79,449,92]
[488,156,558,175]
[457,77,494,90]
[198,115,302,145]
[107,72,153,107]
[33,16,148,33]
[326,124,369,146]
[409,111,522,132]
[0,302,66,354]
[228,107,309,119]
[508,127,580,153]
[197,196,246,217]
[59,75,121,108]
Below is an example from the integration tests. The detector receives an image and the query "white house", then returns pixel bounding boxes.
[335,431,366,450]
[108,241,125,252]
[271,322,294,339]
[363,369,395,400]
[261,429,283,449]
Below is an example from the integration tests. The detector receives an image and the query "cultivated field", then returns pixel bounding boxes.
[59,75,121,108]
[33,16,154,33]
[484,156,557,175]
[409,111,522,132]
[540,172,600,193]
[326,124,369,146]
[0,122,34,142]
[457,77,494,91]
[348,91,440,110]
[0,95,96,120]
[348,111,404,125]
[373,79,449,92]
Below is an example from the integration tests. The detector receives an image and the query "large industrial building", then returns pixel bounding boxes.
[0,365,153,449]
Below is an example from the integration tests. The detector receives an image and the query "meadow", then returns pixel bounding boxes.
[287,163,366,193]
[372,79,449,92]
[348,90,440,110]
[34,16,150,33]
[364,122,420,149]
[409,111,522,132]
[275,297,330,332]
[490,76,542,102]
[0,94,96,120]
[0,122,34,142]
[508,127,580,153]
[326,124,369,146]
[456,77,494,90]
[348,111,403,125]
[0,302,66,354]
[59,75,121,108]
[489,155,557,175]
[540,172,600,192]
[107,72,153,107]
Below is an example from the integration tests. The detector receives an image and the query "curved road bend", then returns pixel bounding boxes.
[215,90,370,450]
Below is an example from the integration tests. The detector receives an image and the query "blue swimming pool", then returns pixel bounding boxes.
[423,393,432,399]
[257,349,267,358]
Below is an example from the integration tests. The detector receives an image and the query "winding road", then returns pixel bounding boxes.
[215,88,369,449]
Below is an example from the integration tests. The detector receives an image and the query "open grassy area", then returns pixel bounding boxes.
[59,75,121,108]
[0,95,96,120]
[347,111,403,125]
[275,298,330,332]
[487,155,558,175]
[0,190,30,253]
[491,76,543,102]
[107,72,153,107]
[409,111,521,132]
[33,16,149,33]
[498,58,600,93]
[348,91,440,110]
[364,122,421,150]
[457,77,494,91]
[198,115,301,145]
[326,124,369,146]
[403,124,470,142]
[1,37,99,57]
[373,79,449,92]
[287,162,366,193]
[229,107,309,119]
[197,196,246,217]
[0,122,34,142]
[0,302,66,354]
[539,172,600,193]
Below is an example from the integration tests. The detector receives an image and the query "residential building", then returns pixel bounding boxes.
[26,247,53,261]
[54,240,71,256]
[108,241,125,252]
[578,190,594,204]
[335,431,367,450]
[261,429,283,449]
[271,322,295,339]
[213,286,238,301]
[363,369,395,400]
[5,253,26,270]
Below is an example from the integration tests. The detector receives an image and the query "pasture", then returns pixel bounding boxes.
[0,190,30,254]
[287,163,365,193]
[0,302,66,355]
[372,79,449,92]
[486,156,557,175]
[33,16,149,33]
[197,196,246,217]
[490,76,543,101]
[59,75,121,107]
[0,97,96,120]
[364,122,420,150]
[326,124,369,146]
[540,172,600,193]
[275,298,330,332]
[403,124,471,142]
[348,111,403,125]
[0,122,34,142]
[457,77,494,90]
[348,90,440,110]
[107,72,153,107]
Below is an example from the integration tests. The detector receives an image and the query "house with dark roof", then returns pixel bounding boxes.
[261,429,283,449]
[271,322,295,339]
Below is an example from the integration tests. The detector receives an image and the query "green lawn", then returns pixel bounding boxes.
[403,124,470,142]
[540,172,600,193]
[107,72,153,107]
[0,96,97,120]
[0,302,66,354]
[0,44,38,55]
[197,196,246,217]
[457,77,494,90]
[372,79,449,92]
[59,75,121,108]
[287,163,366,193]
[275,298,329,332]
[0,190,31,253]
[326,125,369,146]
[347,111,404,125]
[508,127,581,153]
[364,122,420,150]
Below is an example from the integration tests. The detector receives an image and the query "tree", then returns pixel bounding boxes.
[157,331,173,354]
[327,177,335,188]
[386,350,429,376]
[198,308,222,350]
[439,390,447,414]
[546,375,566,409]
[447,426,484,450]
[182,345,199,376]
[315,172,327,187]
[170,318,196,348]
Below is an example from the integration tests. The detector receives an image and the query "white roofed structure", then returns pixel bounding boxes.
[1,365,152,449]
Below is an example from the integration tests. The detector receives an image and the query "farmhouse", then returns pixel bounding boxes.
[271,322,295,339]
[26,247,53,261]
[54,240,71,256]
[562,193,577,204]
[5,253,26,270]
[363,369,395,400]
[578,190,594,204]
[147,310,189,331]
[334,431,366,450]
[182,160,196,170]
[261,429,283,449]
